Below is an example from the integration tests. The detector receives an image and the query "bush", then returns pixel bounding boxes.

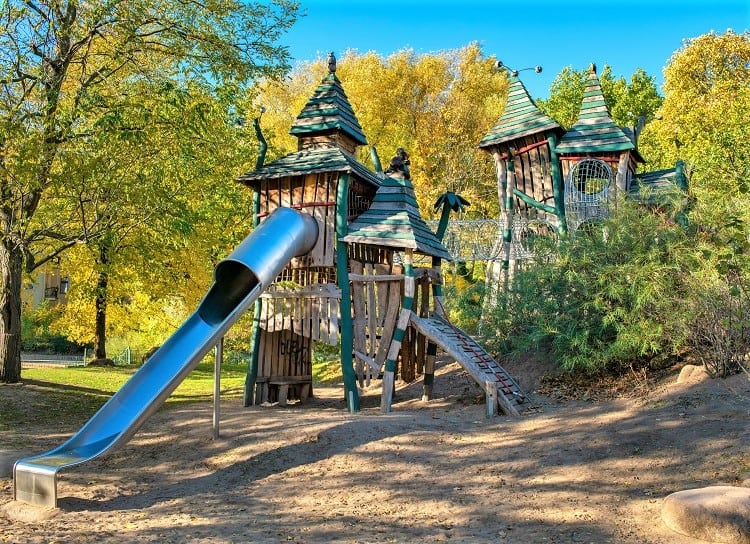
[491,201,699,375]
[688,219,750,377]
[22,303,89,354]
[690,279,750,377]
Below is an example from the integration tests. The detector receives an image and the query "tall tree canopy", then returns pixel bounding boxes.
[638,30,750,230]
[0,0,299,382]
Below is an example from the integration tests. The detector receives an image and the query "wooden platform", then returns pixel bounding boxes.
[409,314,525,417]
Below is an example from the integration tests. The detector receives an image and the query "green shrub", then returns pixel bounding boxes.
[492,201,701,375]
[22,303,89,354]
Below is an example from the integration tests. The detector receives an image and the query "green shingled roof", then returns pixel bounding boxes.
[341,174,452,260]
[479,75,561,148]
[289,69,367,146]
[237,147,380,187]
[556,65,635,155]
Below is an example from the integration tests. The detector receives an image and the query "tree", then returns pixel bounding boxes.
[50,76,260,362]
[0,0,299,382]
[638,30,750,227]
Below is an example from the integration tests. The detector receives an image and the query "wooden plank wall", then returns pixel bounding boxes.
[257,172,339,268]
[259,282,341,346]
[256,328,312,403]
[512,133,555,217]
[399,268,434,383]
[257,329,311,379]
[350,257,402,386]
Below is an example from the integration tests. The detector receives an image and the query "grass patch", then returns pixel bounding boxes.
[2,347,344,433]
[312,358,343,385]
[1,359,249,432]
[312,342,342,385]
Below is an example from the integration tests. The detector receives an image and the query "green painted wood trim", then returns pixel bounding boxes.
[244,187,263,407]
[370,146,383,174]
[548,133,568,236]
[435,205,451,241]
[336,173,359,413]
[502,154,514,271]
[252,117,267,170]
[512,188,556,215]
[384,258,414,373]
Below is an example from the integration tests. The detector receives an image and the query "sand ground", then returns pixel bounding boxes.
[1,359,749,543]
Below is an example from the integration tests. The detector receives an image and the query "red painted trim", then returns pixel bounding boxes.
[515,140,548,155]
[560,156,619,163]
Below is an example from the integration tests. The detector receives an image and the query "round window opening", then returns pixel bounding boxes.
[571,159,612,195]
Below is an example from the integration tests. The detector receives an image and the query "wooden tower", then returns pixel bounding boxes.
[479,73,564,288]
[340,151,452,412]
[555,64,644,231]
[237,53,380,411]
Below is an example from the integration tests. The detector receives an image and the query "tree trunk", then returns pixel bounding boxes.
[0,240,24,383]
[93,242,109,360]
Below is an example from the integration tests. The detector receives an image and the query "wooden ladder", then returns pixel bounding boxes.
[409,313,525,416]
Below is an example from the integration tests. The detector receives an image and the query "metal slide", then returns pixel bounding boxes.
[14,207,318,508]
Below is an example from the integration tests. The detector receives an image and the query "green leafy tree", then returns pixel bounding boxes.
[639,30,750,228]
[0,0,299,382]
[51,77,258,361]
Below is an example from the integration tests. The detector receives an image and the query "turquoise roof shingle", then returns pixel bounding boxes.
[237,147,380,187]
[556,65,635,155]
[341,174,452,260]
[479,75,562,148]
[289,69,367,146]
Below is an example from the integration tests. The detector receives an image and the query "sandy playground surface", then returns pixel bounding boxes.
[1,358,749,543]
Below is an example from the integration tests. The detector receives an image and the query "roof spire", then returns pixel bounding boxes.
[555,63,634,155]
[328,52,337,74]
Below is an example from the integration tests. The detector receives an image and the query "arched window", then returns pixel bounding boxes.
[564,159,613,232]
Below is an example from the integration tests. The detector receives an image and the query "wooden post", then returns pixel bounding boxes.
[422,257,442,401]
[548,133,568,236]
[485,380,498,418]
[213,337,223,438]
[336,174,360,413]
[244,183,263,407]
[381,249,414,413]
[489,149,510,305]
[502,149,516,291]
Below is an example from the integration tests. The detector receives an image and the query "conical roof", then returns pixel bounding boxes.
[341,170,451,260]
[479,75,561,148]
[556,64,634,154]
[289,53,367,146]
[237,147,380,186]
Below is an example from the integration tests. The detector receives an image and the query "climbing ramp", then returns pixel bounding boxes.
[409,313,525,417]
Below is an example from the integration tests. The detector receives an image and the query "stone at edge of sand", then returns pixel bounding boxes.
[662,486,750,544]
[676,364,708,384]
[1,500,60,523]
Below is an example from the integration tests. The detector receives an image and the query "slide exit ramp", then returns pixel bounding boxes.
[14,207,318,508]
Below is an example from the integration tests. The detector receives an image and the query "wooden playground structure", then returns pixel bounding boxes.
[236,56,685,416]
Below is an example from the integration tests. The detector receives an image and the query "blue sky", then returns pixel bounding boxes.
[283,0,749,100]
